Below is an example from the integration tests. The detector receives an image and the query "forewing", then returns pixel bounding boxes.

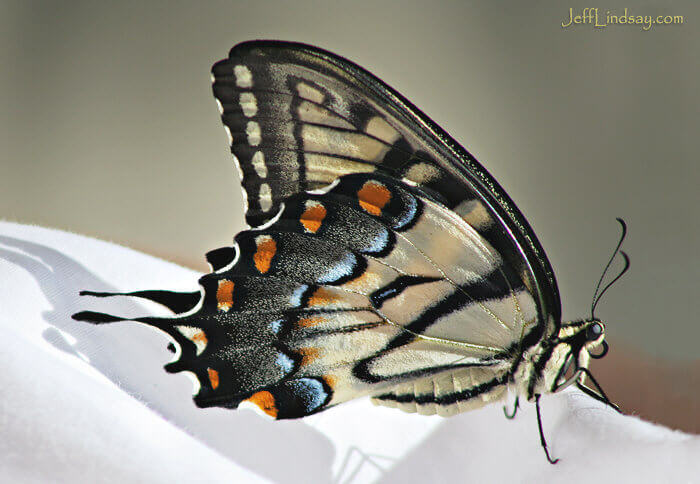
[211,40,560,338]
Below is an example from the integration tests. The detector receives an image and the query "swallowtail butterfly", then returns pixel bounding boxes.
[74,41,628,463]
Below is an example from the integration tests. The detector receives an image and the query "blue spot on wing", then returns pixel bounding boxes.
[289,284,309,307]
[276,353,295,374]
[316,252,357,284]
[287,378,328,412]
[269,319,284,334]
[363,228,390,254]
[393,194,419,230]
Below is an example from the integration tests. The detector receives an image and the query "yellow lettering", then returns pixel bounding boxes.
[561,8,574,28]
[595,9,606,27]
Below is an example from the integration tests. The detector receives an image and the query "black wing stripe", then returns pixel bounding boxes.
[373,373,508,405]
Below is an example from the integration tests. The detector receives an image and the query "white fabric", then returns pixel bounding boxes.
[1,221,697,483]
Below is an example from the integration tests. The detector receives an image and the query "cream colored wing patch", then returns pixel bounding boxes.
[371,366,510,417]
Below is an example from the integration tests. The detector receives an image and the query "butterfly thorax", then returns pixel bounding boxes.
[513,319,606,401]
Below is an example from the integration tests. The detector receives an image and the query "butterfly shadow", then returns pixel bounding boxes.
[0,235,337,483]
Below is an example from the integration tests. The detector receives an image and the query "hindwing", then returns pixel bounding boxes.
[77,174,541,418]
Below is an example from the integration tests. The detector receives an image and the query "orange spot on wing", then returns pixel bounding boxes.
[297,316,325,327]
[298,347,320,365]
[216,279,235,312]
[357,181,391,216]
[300,202,327,233]
[307,287,339,307]
[192,330,207,344]
[341,271,378,292]
[207,368,220,389]
[253,236,277,273]
[323,375,337,388]
[247,390,278,418]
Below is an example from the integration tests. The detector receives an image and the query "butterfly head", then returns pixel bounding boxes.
[535,316,620,413]
[584,319,607,355]
[546,318,608,394]
[540,219,629,405]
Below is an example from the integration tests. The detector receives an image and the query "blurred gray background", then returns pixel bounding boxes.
[2,1,698,428]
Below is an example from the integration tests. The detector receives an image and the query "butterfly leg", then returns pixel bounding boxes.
[503,396,520,419]
[576,369,622,414]
[535,395,559,464]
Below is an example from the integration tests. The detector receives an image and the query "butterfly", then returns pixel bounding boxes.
[74,40,628,463]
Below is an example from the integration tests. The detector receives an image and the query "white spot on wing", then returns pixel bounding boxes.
[234,65,253,88]
[251,202,285,231]
[239,92,257,117]
[252,151,267,178]
[215,98,224,115]
[296,82,325,104]
[246,121,261,146]
[175,325,207,356]
[224,125,233,145]
[259,183,272,211]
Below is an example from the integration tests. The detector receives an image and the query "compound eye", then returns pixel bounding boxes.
[586,322,603,341]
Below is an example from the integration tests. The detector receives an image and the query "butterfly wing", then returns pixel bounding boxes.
[211,40,560,338]
[76,174,537,418]
[76,41,561,419]
[370,366,510,417]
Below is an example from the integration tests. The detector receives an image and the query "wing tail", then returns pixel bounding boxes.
[74,173,535,418]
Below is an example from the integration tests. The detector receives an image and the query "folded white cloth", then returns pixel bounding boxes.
[1,221,697,483]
